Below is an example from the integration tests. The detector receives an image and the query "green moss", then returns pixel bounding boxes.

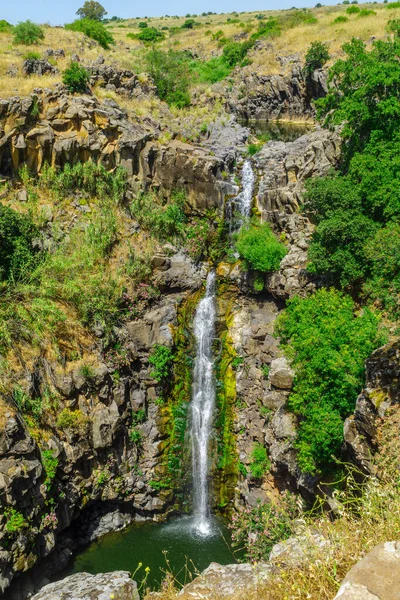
[214,286,239,509]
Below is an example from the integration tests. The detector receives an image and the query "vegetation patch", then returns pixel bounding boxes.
[65,18,115,49]
[236,220,287,273]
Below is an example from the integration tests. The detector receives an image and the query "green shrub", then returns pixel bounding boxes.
[56,408,88,433]
[24,50,41,60]
[62,62,90,93]
[249,443,270,479]
[148,344,174,383]
[13,388,43,423]
[357,9,376,17]
[136,27,164,42]
[304,40,330,75]
[41,449,59,490]
[138,21,148,28]
[261,365,270,378]
[236,221,287,272]
[182,19,197,29]
[276,289,384,474]
[132,409,146,424]
[13,21,44,45]
[387,1,400,7]
[79,363,95,380]
[387,19,400,36]
[247,143,262,156]
[333,16,349,24]
[130,190,187,240]
[65,18,115,49]
[4,508,27,533]
[142,48,191,106]
[0,204,40,283]
[346,5,360,13]
[129,427,143,445]
[0,20,13,33]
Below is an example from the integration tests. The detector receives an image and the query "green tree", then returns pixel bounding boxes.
[304,40,330,75]
[0,204,40,282]
[276,288,384,474]
[76,1,107,21]
[143,49,191,107]
[13,21,44,45]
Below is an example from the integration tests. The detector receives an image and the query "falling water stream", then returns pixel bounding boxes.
[227,159,255,232]
[190,270,217,536]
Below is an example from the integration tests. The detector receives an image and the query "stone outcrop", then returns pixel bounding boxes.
[334,542,400,600]
[0,89,232,214]
[344,340,400,474]
[225,66,328,121]
[31,571,139,600]
[23,59,58,77]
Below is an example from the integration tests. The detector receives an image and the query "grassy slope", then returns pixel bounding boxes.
[0,3,397,99]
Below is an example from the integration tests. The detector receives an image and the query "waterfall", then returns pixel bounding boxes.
[190,270,216,537]
[227,159,255,232]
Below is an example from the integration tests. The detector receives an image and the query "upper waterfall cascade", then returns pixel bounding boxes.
[227,159,255,232]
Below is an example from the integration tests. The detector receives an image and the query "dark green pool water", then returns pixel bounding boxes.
[63,515,238,590]
[239,118,315,142]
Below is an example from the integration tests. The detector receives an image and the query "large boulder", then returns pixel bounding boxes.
[31,571,139,600]
[334,542,400,600]
[269,357,294,390]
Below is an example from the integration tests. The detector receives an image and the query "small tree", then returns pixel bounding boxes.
[62,62,90,93]
[76,1,107,21]
[304,40,330,76]
[65,19,114,49]
[13,21,44,45]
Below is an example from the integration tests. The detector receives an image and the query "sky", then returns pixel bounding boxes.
[3,0,344,25]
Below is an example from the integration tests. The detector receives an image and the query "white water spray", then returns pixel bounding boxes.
[190,271,217,537]
[227,159,255,232]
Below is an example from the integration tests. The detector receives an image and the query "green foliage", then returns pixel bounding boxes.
[13,21,44,45]
[236,221,287,273]
[346,5,360,12]
[182,19,197,29]
[24,51,41,60]
[387,1,400,7]
[276,289,384,474]
[149,344,174,383]
[132,409,146,424]
[0,204,41,283]
[142,49,191,107]
[247,143,262,156]
[129,427,143,445]
[135,27,164,43]
[41,449,59,491]
[56,408,88,433]
[333,16,349,24]
[4,508,27,533]
[304,40,330,75]
[79,363,95,380]
[65,18,115,49]
[357,9,376,17]
[222,41,252,66]
[130,190,187,241]
[387,19,400,37]
[138,21,148,28]
[62,62,90,93]
[249,443,270,479]
[261,364,270,379]
[13,388,43,423]
[364,224,400,316]
[0,20,13,33]
[230,492,300,562]
[76,1,107,21]
[149,478,171,490]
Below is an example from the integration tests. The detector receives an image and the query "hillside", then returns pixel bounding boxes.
[0,2,400,600]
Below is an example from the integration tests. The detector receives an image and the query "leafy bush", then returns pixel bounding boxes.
[76,1,107,20]
[387,18,400,36]
[13,388,43,423]
[62,62,90,93]
[136,27,164,43]
[0,20,13,33]
[236,221,287,272]
[138,21,148,28]
[56,408,89,433]
[4,508,27,533]
[357,9,376,17]
[13,21,44,45]
[387,1,400,7]
[65,18,115,49]
[346,4,360,12]
[276,289,384,474]
[129,427,143,445]
[230,492,300,562]
[130,190,187,240]
[0,204,40,282]
[249,443,270,479]
[333,16,349,24]
[304,40,329,75]
[41,449,58,490]
[149,344,174,383]
[143,49,191,107]
[222,41,252,66]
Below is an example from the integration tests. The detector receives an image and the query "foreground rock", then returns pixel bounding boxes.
[344,340,400,474]
[334,542,400,600]
[31,572,139,600]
